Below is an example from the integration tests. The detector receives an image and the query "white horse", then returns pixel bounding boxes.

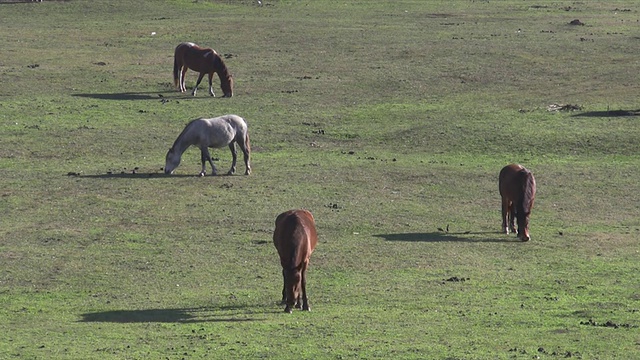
[164,114,251,176]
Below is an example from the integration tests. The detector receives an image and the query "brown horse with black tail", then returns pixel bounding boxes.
[273,209,318,313]
[499,164,536,241]
[173,42,234,97]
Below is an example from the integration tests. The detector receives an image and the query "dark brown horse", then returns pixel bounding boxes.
[499,164,536,241]
[173,42,233,97]
[273,209,318,313]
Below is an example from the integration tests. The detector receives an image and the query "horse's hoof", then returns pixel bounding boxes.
[199,172,206,177]
[303,305,310,311]
[284,306,292,313]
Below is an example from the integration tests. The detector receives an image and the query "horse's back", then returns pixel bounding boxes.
[499,164,535,199]
[175,42,218,71]
[182,115,246,148]
[500,164,523,192]
[201,114,246,131]
[175,42,210,53]
[499,164,524,181]
[175,42,196,56]
[273,209,317,263]
[225,114,247,129]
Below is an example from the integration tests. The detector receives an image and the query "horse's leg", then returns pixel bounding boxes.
[501,197,510,234]
[284,270,295,313]
[502,196,511,234]
[509,203,517,234]
[280,269,287,305]
[301,262,310,311]
[239,138,251,175]
[199,147,217,176]
[192,72,206,96]
[208,73,215,97]
[199,148,208,176]
[294,282,302,310]
[227,142,238,175]
[180,66,188,92]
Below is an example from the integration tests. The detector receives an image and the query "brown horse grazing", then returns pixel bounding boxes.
[173,42,234,97]
[273,209,318,313]
[499,164,537,241]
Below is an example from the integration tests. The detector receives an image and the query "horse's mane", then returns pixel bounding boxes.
[170,119,200,151]
[213,54,232,79]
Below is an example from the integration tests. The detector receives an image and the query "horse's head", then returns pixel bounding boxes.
[221,75,233,97]
[164,148,180,174]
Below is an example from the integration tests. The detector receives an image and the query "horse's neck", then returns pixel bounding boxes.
[217,68,230,80]
[173,125,199,154]
[174,139,192,155]
[214,56,230,78]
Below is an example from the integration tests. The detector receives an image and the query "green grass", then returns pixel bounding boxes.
[1,0,639,359]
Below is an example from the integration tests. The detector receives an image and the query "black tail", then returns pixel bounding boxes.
[173,56,180,88]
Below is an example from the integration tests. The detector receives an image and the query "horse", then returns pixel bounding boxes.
[273,209,318,313]
[498,164,536,241]
[173,42,234,97]
[164,114,251,177]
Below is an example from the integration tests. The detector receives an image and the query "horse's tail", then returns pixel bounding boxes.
[173,55,180,88]
[244,128,251,154]
[173,44,184,88]
[523,170,536,210]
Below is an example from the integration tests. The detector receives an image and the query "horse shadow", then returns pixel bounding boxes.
[571,109,640,118]
[72,92,167,101]
[74,172,238,179]
[79,305,270,323]
[72,92,226,101]
[374,231,521,243]
[0,1,62,4]
[72,173,160,179]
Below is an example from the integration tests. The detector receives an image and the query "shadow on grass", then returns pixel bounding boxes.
[572,109,640,118]
[72,92,219,101]
[72,173,238,179]
[375,232,522,243]
[73,92,167,100]
[0,0,70,3]
[79,305,269,323]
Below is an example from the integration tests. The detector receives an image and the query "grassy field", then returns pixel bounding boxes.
[1,1,639,359]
